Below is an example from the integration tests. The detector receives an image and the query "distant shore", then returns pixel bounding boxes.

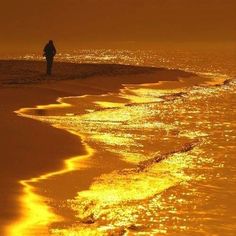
[0,60,195,234]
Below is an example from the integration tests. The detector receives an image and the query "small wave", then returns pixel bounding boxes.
[138,141,200,171]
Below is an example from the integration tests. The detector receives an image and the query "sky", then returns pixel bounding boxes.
[0,0,235,51]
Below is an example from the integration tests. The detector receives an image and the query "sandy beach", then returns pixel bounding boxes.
[0,60,199,235]
[1,58,235,235]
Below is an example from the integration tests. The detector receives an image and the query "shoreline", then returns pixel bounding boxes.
[0,60,210,234]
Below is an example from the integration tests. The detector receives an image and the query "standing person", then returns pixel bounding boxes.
[43,40,57,75]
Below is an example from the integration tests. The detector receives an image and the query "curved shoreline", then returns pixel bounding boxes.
[0,60,215,235]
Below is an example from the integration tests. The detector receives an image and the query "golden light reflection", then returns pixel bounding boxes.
[71,152,193,215]
[7,146,93,236]
[8,180,59,236]
[94,101,125,108]
[120,87,165,104]
[49,150,195,235]
[9,72,236,235]
[8,103,94,236]
[11,82,197,235]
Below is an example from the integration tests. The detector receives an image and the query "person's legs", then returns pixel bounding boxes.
[46,57,53,75]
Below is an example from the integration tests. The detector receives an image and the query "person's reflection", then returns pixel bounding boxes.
[35,109,46,116]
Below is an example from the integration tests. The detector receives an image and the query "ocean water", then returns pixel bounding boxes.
[10,49,236,235]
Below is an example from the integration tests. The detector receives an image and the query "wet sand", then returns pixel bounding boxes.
[0,60,196,235]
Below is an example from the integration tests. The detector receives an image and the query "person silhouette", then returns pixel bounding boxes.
[43,40,57,75]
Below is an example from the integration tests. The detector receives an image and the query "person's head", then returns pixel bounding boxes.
[49,40,54,45]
